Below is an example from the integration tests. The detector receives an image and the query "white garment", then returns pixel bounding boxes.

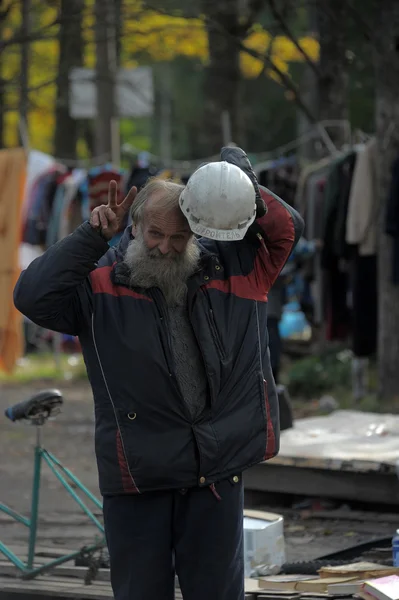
[21,150,55,226]
[58,169,87,240]
[345,138,378,255]
[19,243,43,270]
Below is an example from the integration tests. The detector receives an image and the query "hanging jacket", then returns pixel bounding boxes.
[14,186,303,495]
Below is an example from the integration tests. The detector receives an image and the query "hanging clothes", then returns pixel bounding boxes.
[385,155,399,285]
[47,169,87,246]
[20,150,55,231]
[0,148,27,372]
[321,152,357,342]
[346,138,378,256]
[23,165,66,245]
[322,151,356,265]
[295,160,331,327]
[126,152,159,193]
[344,139,379,357]
[87,165,125,210]
[350,248,377,357]
[256,156,298,207]
[295,156,332,216]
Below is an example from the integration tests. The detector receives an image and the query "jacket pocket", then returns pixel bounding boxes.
[116,407,140,468]
[202,288,226,360]
[263,379,277,460]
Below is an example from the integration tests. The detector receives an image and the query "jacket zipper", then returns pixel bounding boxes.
[255,300,268,427]
[187,290,216,408]
[202,288,226,360]
[151,290,175,377]
[255,301,264,376]
[91,313,140,493]
[150,289,193,420]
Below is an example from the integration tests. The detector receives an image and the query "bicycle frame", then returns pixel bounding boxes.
[0,425,105,580]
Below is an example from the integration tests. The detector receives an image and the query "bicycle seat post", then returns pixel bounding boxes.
[35,420,43,449]
[31,413,48,449]
[27,412,51,569]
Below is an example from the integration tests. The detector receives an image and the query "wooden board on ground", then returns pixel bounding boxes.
[244,411,399,505]
[0,575,259,599]
[0,545,261,598]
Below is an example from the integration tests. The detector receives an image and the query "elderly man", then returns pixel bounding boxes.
[14,148,303,600]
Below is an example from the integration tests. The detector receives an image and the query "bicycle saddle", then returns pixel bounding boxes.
[5,389,63,422]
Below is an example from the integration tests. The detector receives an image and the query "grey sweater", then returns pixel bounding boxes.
[168,300,208,419]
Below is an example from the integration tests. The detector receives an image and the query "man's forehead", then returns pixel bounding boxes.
[144,193,190,232]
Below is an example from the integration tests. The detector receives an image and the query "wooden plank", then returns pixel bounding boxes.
[5,545,79,559]
[243,462,399,505]
[0,573,260,599]
[0,562,111,582]
[0,578,113,599]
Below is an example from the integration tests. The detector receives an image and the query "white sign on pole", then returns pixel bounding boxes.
[69,67,154,119]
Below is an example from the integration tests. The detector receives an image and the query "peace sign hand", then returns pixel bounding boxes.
[90,181,137,241]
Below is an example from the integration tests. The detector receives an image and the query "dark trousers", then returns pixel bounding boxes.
[103,477,244,600]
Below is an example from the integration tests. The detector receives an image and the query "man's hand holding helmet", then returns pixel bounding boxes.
[220,146,267,219]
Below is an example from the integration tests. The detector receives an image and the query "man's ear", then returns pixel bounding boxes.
[131,223,137,237]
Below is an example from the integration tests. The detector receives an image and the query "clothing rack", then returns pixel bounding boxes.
[122,120,351,174]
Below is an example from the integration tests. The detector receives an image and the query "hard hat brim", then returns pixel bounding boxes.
[187,216,255,242]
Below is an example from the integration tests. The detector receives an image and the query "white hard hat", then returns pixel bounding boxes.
[179,161,257,241]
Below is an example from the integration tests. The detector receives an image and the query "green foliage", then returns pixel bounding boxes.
[286,347,352,398]
[0,354,87,384]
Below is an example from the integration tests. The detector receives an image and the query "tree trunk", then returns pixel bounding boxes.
[374,0,399,401]
[316,0,349,149]
[19,0,30,146]
[200,0,242,155]
[95,0,117,160]
[53,0,84,160]
[297,4,319,161]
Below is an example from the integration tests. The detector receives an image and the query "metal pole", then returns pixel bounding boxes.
[221,111,232,146]
[94,0,113,159]
[160,63,172,167]
[107,0,120,165]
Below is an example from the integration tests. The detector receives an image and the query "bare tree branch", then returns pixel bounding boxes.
[0,0,15,24]
[244,40,317,123]
[345,0,374,42]
[238,0,266,36]
[267,0,321,78]
[2,77,56,93]
[143,0,317,122]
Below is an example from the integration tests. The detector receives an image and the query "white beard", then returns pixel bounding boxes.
[123,227,201,306]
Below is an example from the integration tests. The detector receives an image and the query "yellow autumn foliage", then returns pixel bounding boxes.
[2,0,319,153]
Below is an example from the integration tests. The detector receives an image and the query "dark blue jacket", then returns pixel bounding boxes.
[14,187,303,495]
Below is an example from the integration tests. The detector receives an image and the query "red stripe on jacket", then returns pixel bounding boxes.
[90,266,152,301]
[116,430,139,493]
[204,273,268,302]
[263,380,276,459]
